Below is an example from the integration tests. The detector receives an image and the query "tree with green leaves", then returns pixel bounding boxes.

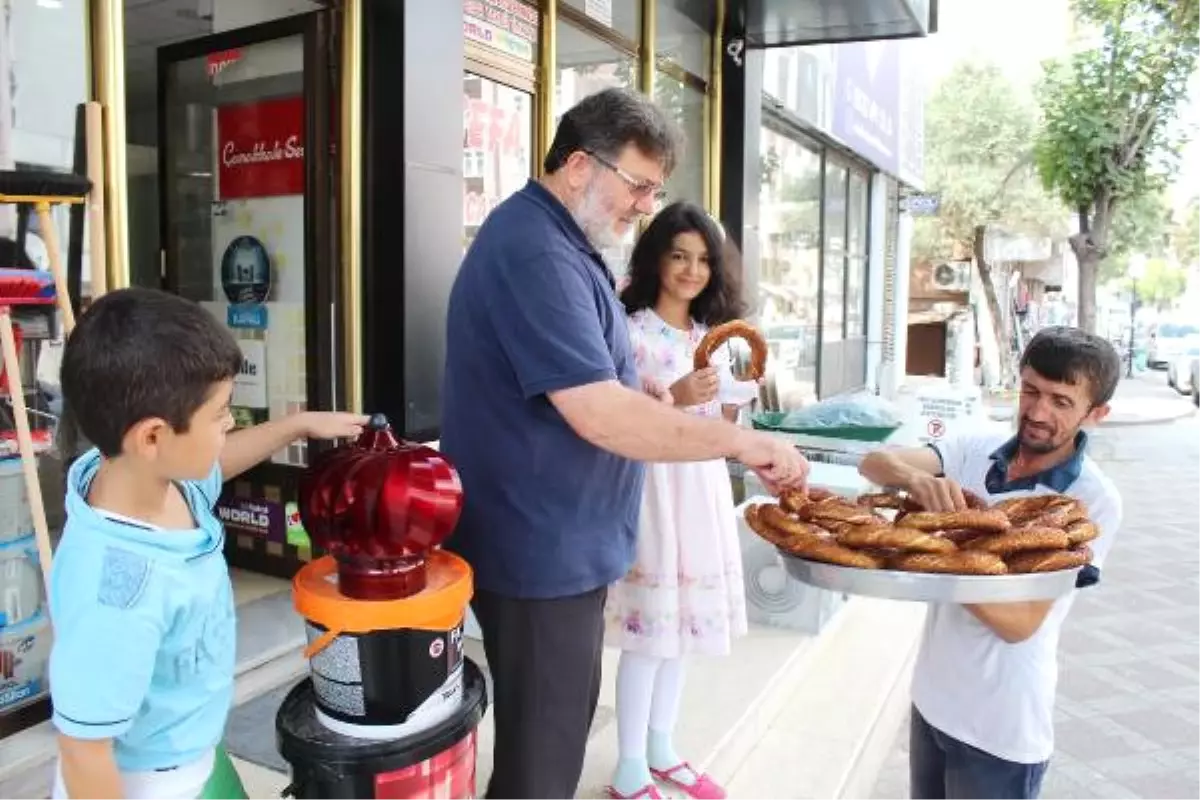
[1128,257,1189,309]
[1173,197,1200,269]
[1033,0,1200,333]
[914,62,1067,264]
[914,61,1067,382]
[1097,189,1174,283]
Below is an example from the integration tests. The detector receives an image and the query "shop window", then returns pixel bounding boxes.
[822,159,847,344]
[561,0,641,42]
[757,126,821,409]
[1,0,88,738]
[555,17,639,278]
[818,160,870,398]
[656,73,705,205]
[462,74,534,253]
[846,170,870,339]
[759,121,872,406]
[160,35,311,465]
[556,21,639,122]
[655,0,711,81]
[2,0,90,294]
[652,1,710,209]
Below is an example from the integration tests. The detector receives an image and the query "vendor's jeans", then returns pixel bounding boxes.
[910,708,1048,799]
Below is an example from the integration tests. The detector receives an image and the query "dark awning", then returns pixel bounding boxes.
[743,0,938,47]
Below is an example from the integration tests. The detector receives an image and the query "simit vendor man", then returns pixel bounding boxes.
[859,327,1123,800]
[440,87,809,799]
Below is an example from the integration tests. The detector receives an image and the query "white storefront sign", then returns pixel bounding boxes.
[233,340,268,409]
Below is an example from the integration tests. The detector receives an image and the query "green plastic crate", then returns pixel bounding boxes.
[749,411,899,442]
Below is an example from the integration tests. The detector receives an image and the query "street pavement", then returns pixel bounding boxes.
[871,374,1200,799]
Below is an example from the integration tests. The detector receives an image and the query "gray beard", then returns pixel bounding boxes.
[571,179,622,250]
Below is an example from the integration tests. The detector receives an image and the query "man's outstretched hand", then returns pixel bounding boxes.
[734,430,809,493]
[907,473,969,512]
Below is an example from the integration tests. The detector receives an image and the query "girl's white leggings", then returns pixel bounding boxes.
[615,650,686,758]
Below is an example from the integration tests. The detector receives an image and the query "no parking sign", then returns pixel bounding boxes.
[896,379,984,445]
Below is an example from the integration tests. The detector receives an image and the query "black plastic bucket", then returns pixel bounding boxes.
[277,658,487,799]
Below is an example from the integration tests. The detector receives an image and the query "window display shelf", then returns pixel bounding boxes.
[0,353,56,736]
[0,467,52,732]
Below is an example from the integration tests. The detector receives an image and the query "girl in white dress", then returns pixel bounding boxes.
[607,202,758,800]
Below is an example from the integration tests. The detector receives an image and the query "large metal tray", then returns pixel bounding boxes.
[782,552,1081,603]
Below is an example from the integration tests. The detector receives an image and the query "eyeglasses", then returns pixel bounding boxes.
[585,151,668,203]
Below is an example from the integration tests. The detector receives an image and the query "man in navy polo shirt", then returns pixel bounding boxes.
[441,88,809,799]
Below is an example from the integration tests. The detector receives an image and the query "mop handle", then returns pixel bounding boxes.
[33,202,76,335]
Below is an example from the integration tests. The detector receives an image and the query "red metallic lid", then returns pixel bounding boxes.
[298,414,463,600]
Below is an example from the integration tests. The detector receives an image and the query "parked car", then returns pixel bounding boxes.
[1166,335,1200,394]
[1147,322,1200,368]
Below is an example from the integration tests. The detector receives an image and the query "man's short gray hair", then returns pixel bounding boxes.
[543,87,681,176]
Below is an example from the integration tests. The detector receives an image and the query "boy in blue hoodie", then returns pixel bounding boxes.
[49,288,366,799]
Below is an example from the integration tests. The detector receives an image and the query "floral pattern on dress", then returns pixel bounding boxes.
[607,309,755,658]
[627,309,754,418]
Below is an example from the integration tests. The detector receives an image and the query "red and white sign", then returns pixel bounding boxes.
[217,96,305,200]
[463,0,538,61]
[463,96,524,156]
[207,48,243,79]
[927,417,946,439]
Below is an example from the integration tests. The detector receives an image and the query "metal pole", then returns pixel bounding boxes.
[340,0,363,413]
[91,0,131,290]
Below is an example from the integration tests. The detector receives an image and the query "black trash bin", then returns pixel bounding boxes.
[278,657,487,799]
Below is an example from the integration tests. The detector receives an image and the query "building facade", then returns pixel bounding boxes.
[0,0,933,745]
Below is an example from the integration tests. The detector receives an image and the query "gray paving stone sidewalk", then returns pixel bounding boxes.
[872,378,1200,799]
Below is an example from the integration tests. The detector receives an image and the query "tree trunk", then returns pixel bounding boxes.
[973,225,1010,384]
[1070,197,1112,335]
[1072,237,1102,334]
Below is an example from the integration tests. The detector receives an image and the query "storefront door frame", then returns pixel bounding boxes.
[156,11,338,424]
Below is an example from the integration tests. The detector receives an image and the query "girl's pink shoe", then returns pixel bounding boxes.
[605,784,664,799]
[650,764,727,800]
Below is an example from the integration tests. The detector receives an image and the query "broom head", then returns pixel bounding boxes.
[0,269,56,307]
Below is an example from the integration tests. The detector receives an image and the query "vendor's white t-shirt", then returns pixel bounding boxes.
[910,431,1122,765]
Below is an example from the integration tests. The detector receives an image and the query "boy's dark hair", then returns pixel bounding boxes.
[543,87,681,175]
[60,288,243,457]
[1019,326,1121,407]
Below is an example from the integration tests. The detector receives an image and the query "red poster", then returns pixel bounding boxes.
[217,96,305,200]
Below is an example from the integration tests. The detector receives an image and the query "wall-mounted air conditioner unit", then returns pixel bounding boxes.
[933,261,971,292]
